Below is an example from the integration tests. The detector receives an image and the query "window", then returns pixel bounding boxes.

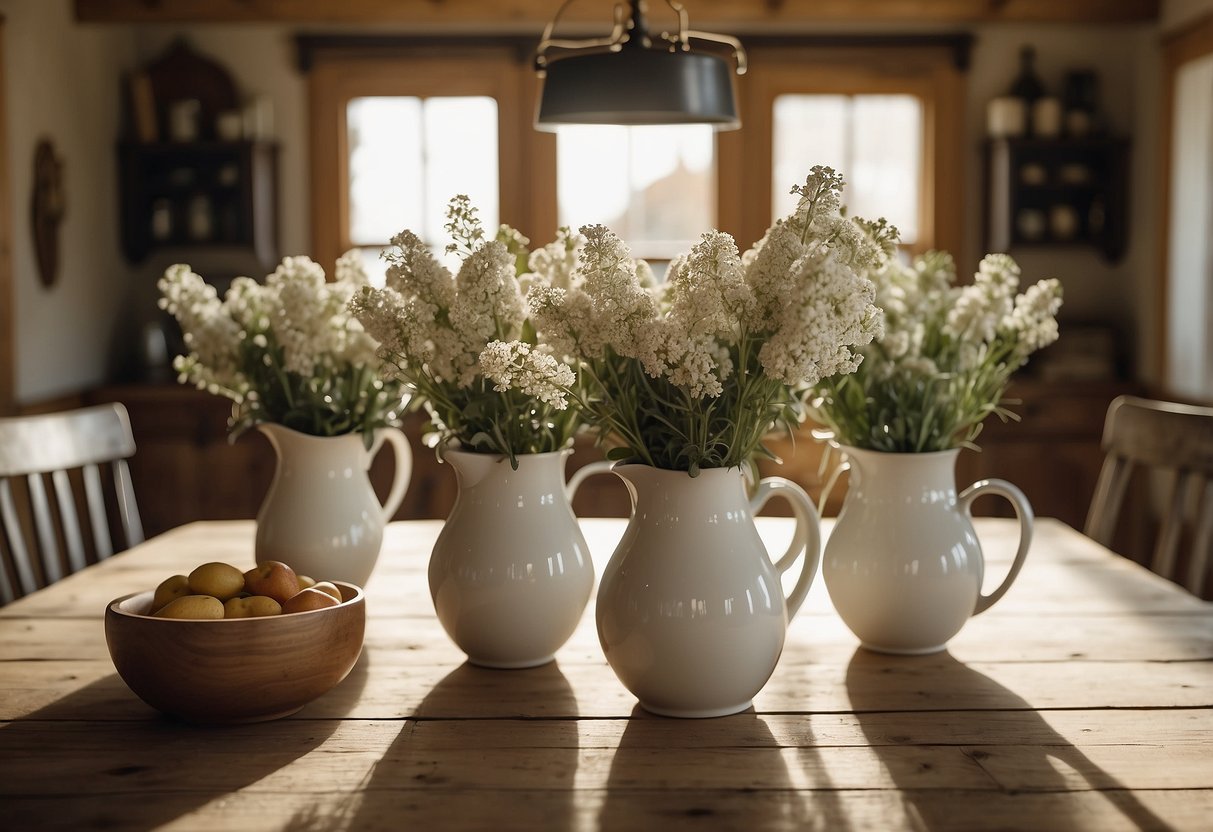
[346,95,499,280]
[556,125,715,261]
[772,94,922,244]
[306,38,965,274]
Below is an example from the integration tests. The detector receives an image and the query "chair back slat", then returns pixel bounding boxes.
[1150,470,1194,583]
[1187,485,1213,596]
[27,473,61,585]
[51,469,87,575]
[81,463,114,560]
[1086,395,1213,599]
[113,459,144,549]
[1084,455,1132,545]
[0,403,142,603]
[0,479,38,600]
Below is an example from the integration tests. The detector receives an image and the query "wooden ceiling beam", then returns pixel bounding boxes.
[74,0,1160,27]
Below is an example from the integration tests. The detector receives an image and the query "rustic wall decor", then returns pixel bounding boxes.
[31,138,64,289]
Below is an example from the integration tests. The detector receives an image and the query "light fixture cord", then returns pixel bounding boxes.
[535,0,747,75]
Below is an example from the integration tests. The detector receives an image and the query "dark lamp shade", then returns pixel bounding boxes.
[535,47,739,130]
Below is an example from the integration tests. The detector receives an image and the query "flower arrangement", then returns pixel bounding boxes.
[349,196,580,466]
[809,250,1063,453]
[522,166,888,475]
[157,253,404,445]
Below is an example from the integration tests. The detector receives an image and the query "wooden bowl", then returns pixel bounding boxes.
[105,582,365,724]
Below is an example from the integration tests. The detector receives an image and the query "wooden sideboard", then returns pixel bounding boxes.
[91,379,1133,539]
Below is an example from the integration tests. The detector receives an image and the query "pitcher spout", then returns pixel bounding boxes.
[442,448,509,490]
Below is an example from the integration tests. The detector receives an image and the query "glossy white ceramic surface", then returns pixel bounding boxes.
[429,450,612,669]
[597,464,821,718]
[255,424,412,586]
[823,447,1033,654]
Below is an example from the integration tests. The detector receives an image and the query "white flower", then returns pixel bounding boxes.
[478,340,575,409]
[578,224,658,352]
[524,227,583,292]
[944,254,1020,342]
[1002,277,1063,356]
[158,253,401,437]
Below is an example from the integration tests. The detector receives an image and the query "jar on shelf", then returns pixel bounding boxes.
[188,194,213,241]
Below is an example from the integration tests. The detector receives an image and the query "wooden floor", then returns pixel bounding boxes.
[1,518,1211,831]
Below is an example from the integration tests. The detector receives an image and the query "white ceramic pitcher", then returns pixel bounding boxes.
[823,446,1033,655]
[596,464,822,718]
[429,449,613,669]
[255,423,412,587]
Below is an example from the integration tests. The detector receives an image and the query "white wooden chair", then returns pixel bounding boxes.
[0,403,144,604]
[1084,395,1213,598]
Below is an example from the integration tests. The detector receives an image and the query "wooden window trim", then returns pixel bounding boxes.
[307,50,538,270]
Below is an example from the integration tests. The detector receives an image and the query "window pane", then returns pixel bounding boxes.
[773,94,922,244]
[347,95,499,258]
[557,125,715,260]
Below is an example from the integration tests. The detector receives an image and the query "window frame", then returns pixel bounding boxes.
[307,48,538,270]
[304,36,967,271]
[731,44,965,258]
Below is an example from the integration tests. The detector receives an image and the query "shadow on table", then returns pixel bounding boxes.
[332,660,581,831]
[0,650,370,832]
[598,705,814,830]
[844,649,1169,830]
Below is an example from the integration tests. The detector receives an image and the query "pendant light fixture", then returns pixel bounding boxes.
[534,0,747,130]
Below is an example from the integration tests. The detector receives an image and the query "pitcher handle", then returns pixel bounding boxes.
[374,427,413,521]
[959,478,1034,615]
[749,477,822,618]
[565,459,616,504]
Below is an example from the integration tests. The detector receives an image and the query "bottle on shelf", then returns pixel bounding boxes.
[1063,70,1099,137]
[1009,45,1045,136]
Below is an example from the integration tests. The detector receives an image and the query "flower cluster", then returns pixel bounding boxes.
[809,250,1063,452]
[157,253,405,444]
[528,166,888,474]
[349,196,580,465]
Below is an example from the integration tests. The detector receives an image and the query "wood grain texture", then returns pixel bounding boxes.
[1,517,1210,830]
[73,0,1161,26]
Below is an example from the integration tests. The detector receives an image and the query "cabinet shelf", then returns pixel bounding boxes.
[119,140,279,267]
[983,137,1129,262]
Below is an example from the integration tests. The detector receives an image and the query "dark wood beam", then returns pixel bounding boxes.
[75,0,1160,27]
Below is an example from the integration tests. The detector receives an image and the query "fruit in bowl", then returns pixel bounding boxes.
[105,563,366,724]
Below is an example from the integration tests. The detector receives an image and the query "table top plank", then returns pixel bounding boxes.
[7,609,1212,665]
[7,788,1213,832]
[1,517,1210,831]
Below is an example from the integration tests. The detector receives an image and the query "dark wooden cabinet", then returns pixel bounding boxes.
[118,140,279,267]
[984,137,1129,262]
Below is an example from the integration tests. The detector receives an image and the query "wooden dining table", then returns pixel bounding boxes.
[1,516,1211,831]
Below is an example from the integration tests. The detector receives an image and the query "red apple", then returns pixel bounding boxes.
[282,587,341,614]
[242,561,300,604]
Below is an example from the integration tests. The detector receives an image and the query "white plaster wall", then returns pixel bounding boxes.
[1,0,135,403]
